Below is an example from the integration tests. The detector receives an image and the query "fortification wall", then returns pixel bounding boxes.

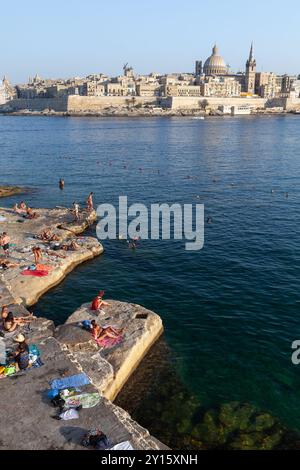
[67,95,158,112]
[168,96,267,110]
[2,97,68,112]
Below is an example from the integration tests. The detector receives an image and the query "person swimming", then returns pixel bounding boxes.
[59,178,65,190]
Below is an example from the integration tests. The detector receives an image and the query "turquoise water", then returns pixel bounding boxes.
[1,115,300,434]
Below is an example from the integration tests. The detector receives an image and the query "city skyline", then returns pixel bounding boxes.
[1,0,300,83]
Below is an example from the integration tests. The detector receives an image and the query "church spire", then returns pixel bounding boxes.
[249,42,253,60]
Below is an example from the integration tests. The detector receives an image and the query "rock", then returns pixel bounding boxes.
[64,300,164,400]
[54,323,97,352]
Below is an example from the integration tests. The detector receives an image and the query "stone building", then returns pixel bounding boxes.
[201,76,241,97]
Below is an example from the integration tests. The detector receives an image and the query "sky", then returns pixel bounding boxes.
[1,0,300,83]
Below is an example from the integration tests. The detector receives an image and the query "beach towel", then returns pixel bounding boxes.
[35,264,53,272]
[64,392,101,409]
[109,441,134,451]
[50,373,90,390]
[96,334,123,348]
[21,269,49,277]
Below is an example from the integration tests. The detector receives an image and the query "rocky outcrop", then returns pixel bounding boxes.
[0,299,167,450]
[0,206,103,305]
[56,300,164,400]
[0,186,25,198]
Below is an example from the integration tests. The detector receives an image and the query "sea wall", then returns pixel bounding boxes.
[167,96,267,110]
[1,97,68,112]
[67,95,158,112]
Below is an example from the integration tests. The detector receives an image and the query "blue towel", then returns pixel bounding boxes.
[50,373,90,390]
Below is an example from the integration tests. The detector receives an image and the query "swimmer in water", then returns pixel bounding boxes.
[59,178,65,190]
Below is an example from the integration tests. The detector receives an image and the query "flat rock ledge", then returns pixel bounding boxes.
[0,206,103,305]
[0,186,24,198]
[0,300,166,450]
[57,300,164,400]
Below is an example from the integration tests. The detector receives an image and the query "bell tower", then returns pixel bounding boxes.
[245,42,256,94]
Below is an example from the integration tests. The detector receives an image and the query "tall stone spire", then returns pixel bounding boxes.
[245,42,256,94]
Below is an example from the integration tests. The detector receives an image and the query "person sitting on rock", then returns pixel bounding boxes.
[90,290,109,312]
[13,201,27,214]
[2,309,35,332]
[14,334,30,371]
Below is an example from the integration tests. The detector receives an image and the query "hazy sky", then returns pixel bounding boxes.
[2,0,300,83]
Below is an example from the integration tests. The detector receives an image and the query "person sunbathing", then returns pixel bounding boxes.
[26,207,38,219]
[90,290,109,312]
[1,259,19,270]
[37,229,59,242]
[60,240,80,251]
[13,201,27,214]
[2,309,35,332]
[90,320,123,342]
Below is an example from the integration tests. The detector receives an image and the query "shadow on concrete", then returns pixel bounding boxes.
[59,426,86,446]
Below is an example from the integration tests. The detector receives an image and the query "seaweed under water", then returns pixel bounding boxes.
[115,338,300,450]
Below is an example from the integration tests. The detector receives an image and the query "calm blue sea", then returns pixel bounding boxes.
[1,114,300,433]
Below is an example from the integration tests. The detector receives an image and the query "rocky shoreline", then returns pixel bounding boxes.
[0,108,293,118]
[0,186,26,198]
[0,205,166,450]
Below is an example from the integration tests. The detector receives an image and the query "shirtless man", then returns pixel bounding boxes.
[32,246,42,264]
[0,232,10,256]
[87,192,94,212]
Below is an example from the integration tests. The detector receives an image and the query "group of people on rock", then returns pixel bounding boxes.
[13,201,38,219]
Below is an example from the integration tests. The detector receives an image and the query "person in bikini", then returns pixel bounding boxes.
[90,320,123,342]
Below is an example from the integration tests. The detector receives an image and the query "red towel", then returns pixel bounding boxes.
[21,270,49,277]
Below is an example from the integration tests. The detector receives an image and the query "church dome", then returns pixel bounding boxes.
[203,45,227,76]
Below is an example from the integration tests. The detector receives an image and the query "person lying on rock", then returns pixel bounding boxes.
[26,207,38,219]
[90,290,109,312]
[60,240,80,252]
[37,228,59,242]
[90,320,124,342]
[0,259,19,270]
